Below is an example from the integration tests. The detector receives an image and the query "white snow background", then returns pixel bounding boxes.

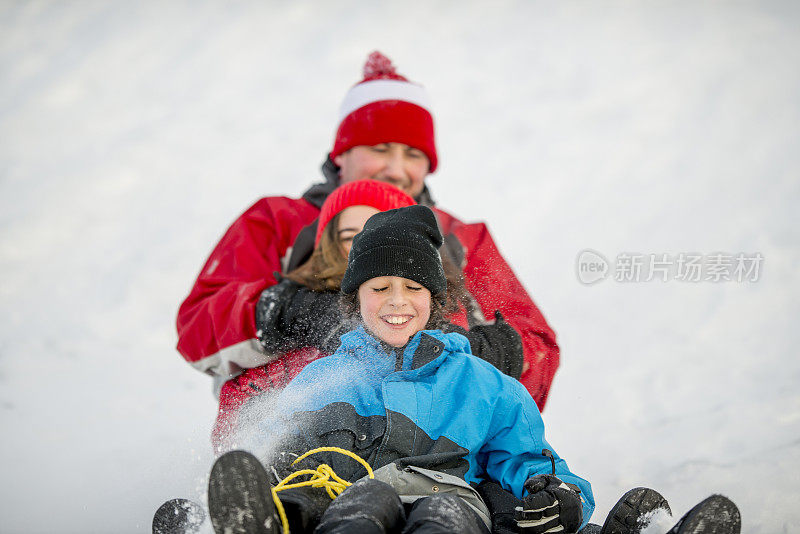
[1,1,798,532]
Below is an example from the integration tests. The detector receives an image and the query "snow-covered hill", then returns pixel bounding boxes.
[1,2,798,532]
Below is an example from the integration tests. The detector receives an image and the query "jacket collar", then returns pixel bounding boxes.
[410,334,446,370]
[338,326,470,374]
[301,158,339,208]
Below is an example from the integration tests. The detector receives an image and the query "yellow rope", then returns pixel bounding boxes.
[271,446,375,534]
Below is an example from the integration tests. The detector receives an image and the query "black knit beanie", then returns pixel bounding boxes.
[340,205,446,295]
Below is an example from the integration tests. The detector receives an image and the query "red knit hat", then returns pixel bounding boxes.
[331,51,438,172]
[315,179,416,246]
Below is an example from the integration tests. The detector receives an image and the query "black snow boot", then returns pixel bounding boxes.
[152,498,205,534]
[278,486,333,532]
[403,494,490,534]
[601,487,671,534]
[475,480,521,534]
[314,478,405,534]
[208,450,280,534]
[666,495,741,534]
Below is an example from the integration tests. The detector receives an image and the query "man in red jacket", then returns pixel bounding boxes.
[177,52,559,420]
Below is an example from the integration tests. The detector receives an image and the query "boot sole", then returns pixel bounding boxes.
[208,450,278,534]
[152,498,205,534]
[601,487,671,534]
[673,494,741,534]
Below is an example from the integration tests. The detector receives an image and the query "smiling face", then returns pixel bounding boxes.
[358,276,432,347]
[334,143,430,198]
[335,205,380,257]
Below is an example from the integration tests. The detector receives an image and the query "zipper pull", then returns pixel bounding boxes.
[542,448,556,475]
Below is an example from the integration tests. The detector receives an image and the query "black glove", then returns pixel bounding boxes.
[466,311,524,379]
[266,450,324,481]
[516,474,583,533]
[255,279,351,354]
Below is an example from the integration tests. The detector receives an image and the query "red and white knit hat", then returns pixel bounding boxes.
[315,179,416,246]
[331,51,438,172]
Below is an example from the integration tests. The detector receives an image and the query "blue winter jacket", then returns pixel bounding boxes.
[267,326,594,525]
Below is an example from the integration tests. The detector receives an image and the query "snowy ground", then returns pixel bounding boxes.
[1,2,799,533]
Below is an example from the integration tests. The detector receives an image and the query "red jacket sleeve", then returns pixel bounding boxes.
[433,208,560,410]
[176,197,320,377]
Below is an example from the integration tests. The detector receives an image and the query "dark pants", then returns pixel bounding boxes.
[314,478,490,534]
